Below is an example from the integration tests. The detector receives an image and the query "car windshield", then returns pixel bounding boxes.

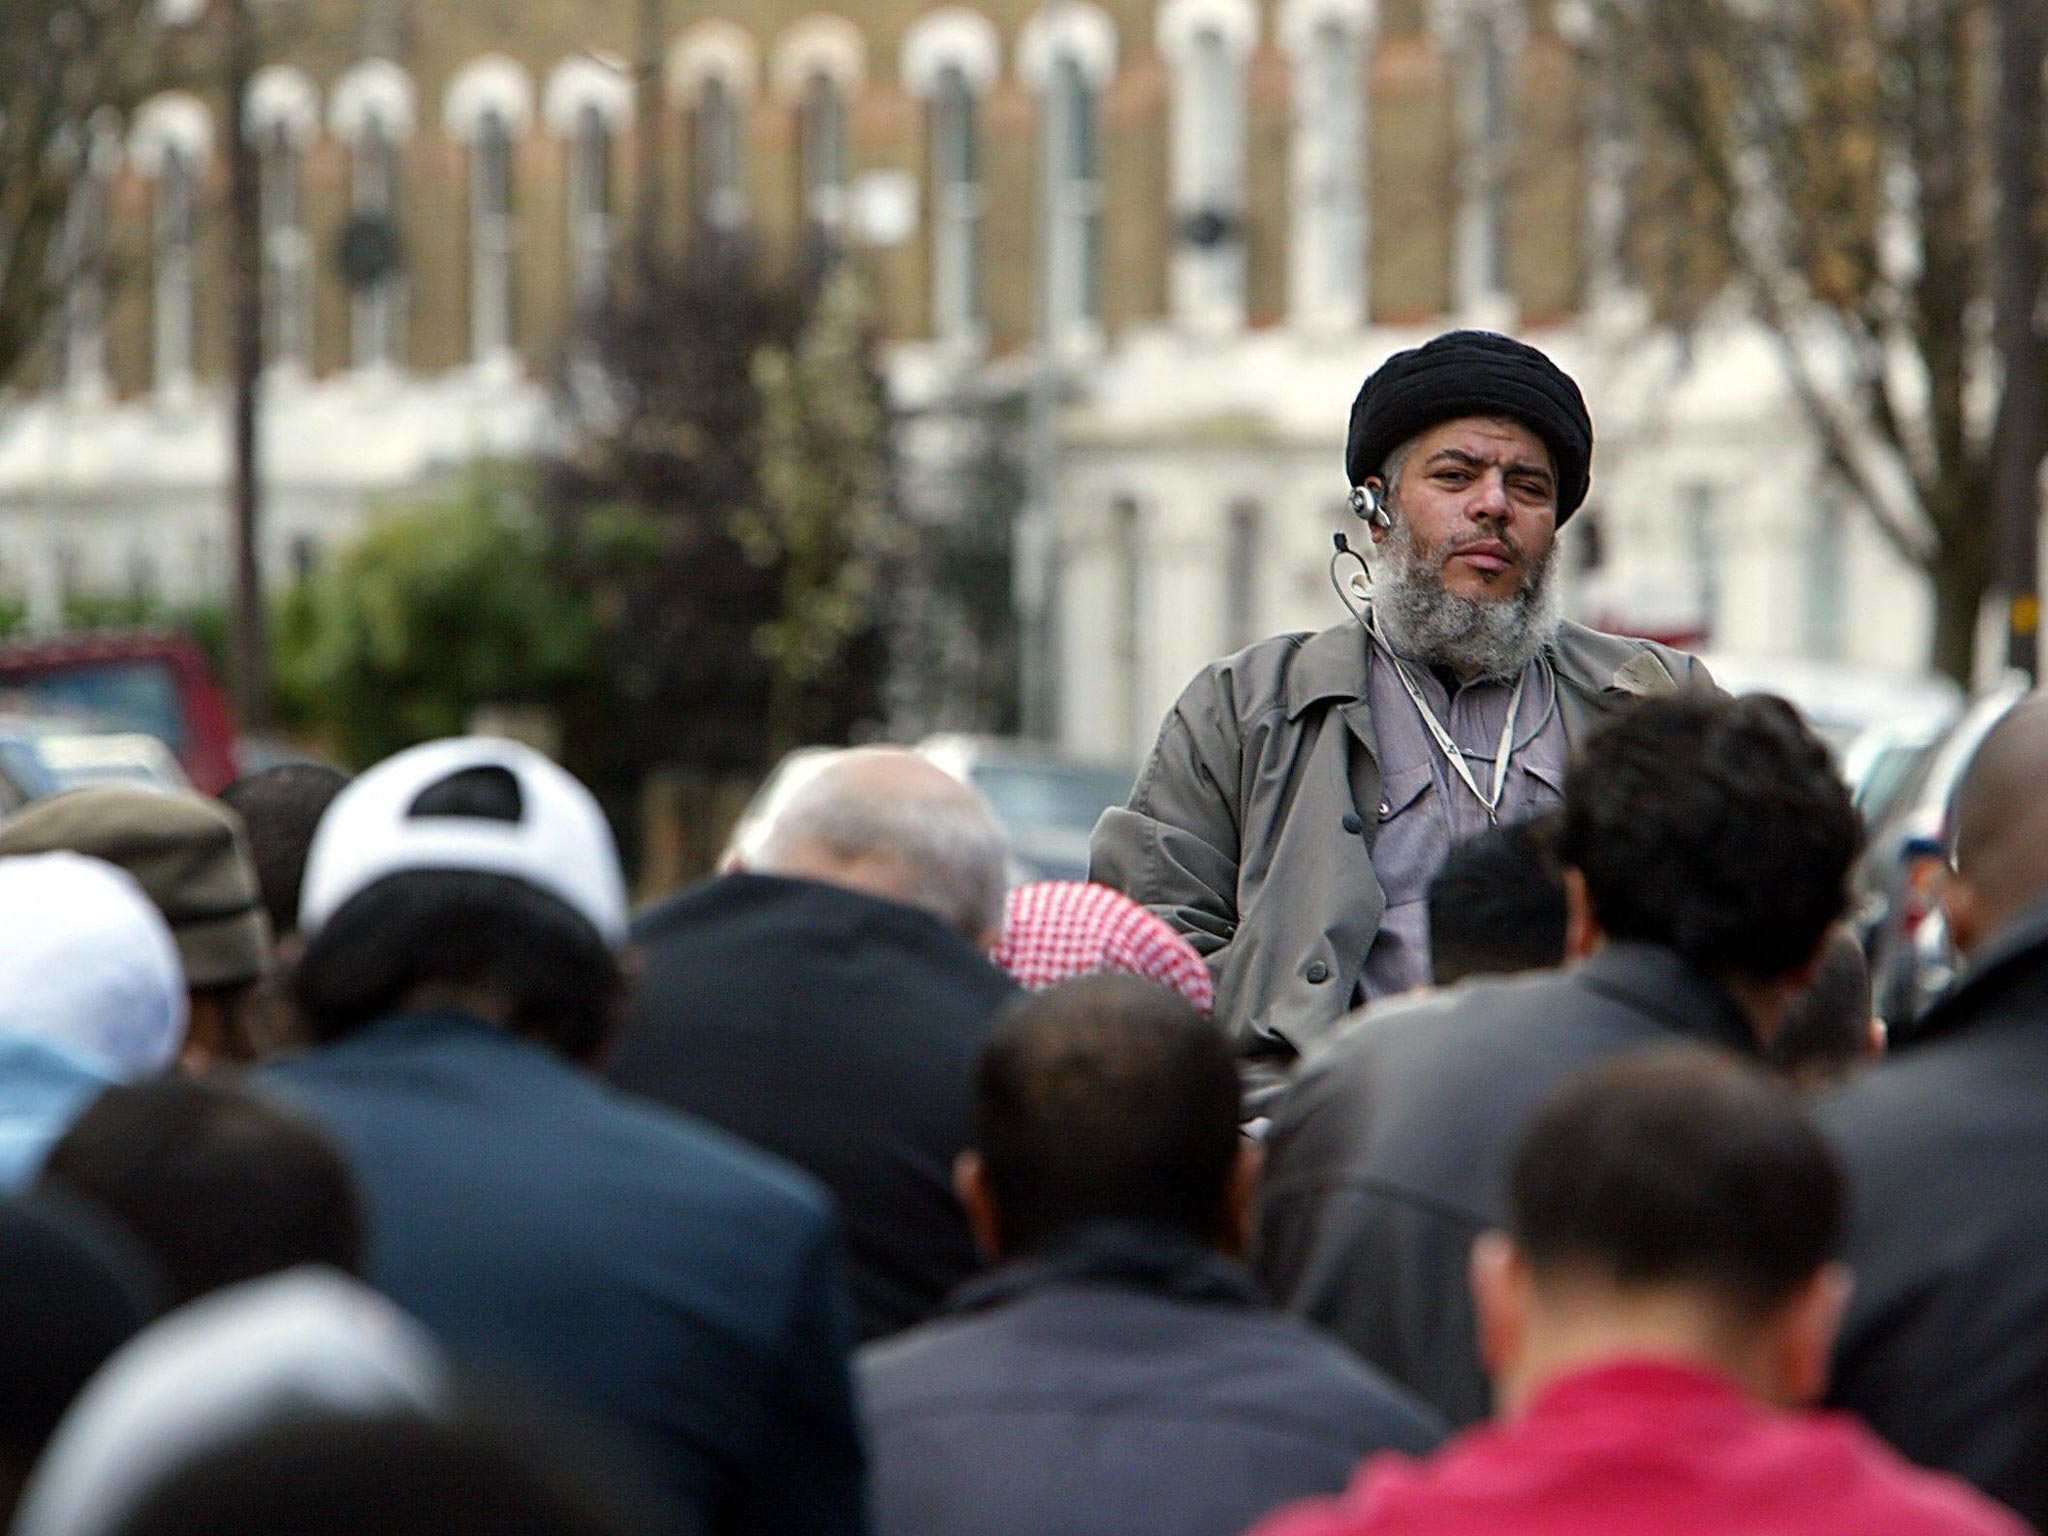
[968,763,1133,833]
[2,662,186,758]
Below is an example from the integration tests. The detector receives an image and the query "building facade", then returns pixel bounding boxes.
[0,0,1934,759]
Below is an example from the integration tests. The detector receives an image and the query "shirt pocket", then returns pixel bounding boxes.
[1371,762,1447,912]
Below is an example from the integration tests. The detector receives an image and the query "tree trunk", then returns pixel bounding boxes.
[1992,0,2048,681]
[1929,548,1988,687]
[222,0,266,729]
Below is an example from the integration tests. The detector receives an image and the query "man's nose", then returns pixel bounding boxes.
[1466,469,1511,518]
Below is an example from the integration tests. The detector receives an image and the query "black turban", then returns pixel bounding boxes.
[1345,330,1593,522]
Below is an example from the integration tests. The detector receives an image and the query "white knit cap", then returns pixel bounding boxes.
[297,736,629,944]
[0,852,186,1079]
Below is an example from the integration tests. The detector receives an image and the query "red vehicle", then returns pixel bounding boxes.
[0,631,240,793]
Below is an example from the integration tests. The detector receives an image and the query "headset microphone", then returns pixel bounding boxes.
[1348,484,1393,530]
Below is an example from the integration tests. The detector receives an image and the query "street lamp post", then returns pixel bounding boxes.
[221,0,267,726]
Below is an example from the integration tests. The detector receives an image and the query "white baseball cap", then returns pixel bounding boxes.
[297,737,629,945]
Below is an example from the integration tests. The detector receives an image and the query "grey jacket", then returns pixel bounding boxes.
[1089,617,1707,1063]
[858,1226,1443,1536]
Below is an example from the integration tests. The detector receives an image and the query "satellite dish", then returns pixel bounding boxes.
[1178,208,1241,249]
[336,214,403,289]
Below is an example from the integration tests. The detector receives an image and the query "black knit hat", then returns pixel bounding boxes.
[1345,330,1593,522]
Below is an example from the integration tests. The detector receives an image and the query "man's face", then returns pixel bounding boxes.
[1366,416,1559,604]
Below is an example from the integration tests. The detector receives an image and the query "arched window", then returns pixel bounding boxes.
[545,54,633,312]
[48,116,117,399]
[775,16,864,260]
[247,65,318,372]
[332,59,416,372]
[799,71,849,249]
[1281,0,1372,331]
[470,111,515,361]
[903,8,999,352]
[1434,0,1521,317]
[1160,0,1255,332]
[696,75,746,232]
[444,55,535,367]
[567,105,613,308]
[671,23,760,242]
[1021,3,1116,350]
[929,64,981,342]
[130,93,213,399]
[350,118,406,367]
[257,123,307,368]
[1052,57,1101,336]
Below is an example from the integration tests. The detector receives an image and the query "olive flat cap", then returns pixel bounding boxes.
[0,788,270,989]
[1345,329,1593,521]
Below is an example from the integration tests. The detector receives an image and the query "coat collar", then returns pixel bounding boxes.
[1571,942,1763,1057]
[1281,616,1676,722]
[946,1223,1264,1315]
[1912,897,2048,1045]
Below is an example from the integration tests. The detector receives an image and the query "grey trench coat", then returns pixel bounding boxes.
[1089,616,1709,1066]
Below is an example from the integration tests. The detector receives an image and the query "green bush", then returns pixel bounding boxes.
[272,471,597,768]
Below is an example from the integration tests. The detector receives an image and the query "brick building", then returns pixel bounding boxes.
[0,0,1936,758]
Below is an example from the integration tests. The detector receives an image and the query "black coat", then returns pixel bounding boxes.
[858,1226,1444,1536]
[1254,943,1761,1426]
[1818,903,2048,1528]
[608,872,1017,1343]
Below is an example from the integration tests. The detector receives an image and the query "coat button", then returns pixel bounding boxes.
[1341,812,1363,834]
[1306,961,1331,984]
[1378,800,1391,817]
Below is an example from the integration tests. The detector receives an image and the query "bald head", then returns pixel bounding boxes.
[750,748,1010,946]
[1946,694,2048,957]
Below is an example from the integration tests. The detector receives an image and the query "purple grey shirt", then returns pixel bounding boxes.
[1355,642,1568,1001]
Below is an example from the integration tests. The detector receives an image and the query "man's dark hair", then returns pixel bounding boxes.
[108,1405,662,1536]
[1508,1047,1845,1317]
[218,764,351,940]
[1766,927,1874,1086]
[1556,693,1860,983]
[289,768,624,1063]
[1429,816,1567,985]
[974,973,1242,1254]
[39,1079,363,1308]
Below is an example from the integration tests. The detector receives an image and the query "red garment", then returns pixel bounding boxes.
[991,880,1215,1012]
[1249,1358,2031,1536]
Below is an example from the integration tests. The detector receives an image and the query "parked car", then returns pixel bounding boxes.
[1697,651,1963,757]
[725,737,1135,887]
[0,631,238,793]
[1859,677,2030,1032]
[0,717,191,816]
[914,735,1134,883]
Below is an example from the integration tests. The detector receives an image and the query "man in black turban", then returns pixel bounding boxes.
[1091,330,1714,1083]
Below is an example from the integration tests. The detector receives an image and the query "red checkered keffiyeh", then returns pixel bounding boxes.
[991,881,1216,1013]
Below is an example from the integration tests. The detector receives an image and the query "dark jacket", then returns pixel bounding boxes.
[262,1010,867,1536]
[858,1226,1444,1536]
[1090,618,1707,1064]
[1254,943,1760,1427]
[608,872,1017,1343]
[1818,902,2048,1528]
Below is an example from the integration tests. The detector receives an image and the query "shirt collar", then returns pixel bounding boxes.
[1517,1356,1757,1428]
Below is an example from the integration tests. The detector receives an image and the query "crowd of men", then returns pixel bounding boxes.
[0,329,2043,1536]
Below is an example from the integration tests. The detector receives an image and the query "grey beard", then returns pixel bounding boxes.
[1371,515,1561,682]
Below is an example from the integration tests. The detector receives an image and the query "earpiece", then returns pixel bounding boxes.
[1348,484,1393,531]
